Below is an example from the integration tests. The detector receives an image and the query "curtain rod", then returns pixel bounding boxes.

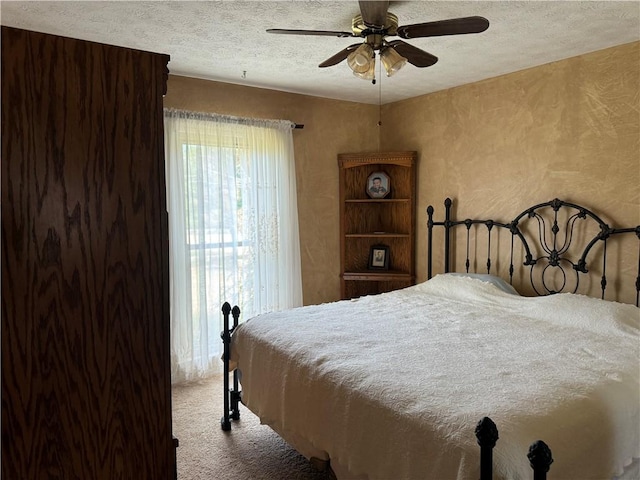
[164,108,302,130]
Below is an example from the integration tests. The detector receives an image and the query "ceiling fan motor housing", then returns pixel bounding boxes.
[352,12,399,45]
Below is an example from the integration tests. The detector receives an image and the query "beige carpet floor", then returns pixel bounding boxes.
[172,374,334,480]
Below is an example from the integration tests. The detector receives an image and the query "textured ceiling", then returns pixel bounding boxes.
[2,1,639,105]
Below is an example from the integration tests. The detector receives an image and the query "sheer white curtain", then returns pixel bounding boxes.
[164,108,302,385]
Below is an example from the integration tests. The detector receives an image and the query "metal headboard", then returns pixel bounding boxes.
[427,198,640,306]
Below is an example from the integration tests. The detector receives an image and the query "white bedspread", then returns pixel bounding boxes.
[230,274,640,479]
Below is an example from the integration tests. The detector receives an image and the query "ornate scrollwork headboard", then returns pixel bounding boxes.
[427,198,640,306]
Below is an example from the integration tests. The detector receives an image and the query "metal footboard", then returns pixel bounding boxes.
[476,417,553,480]
[220,302,241,431]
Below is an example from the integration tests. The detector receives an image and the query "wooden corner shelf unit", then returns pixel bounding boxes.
[338,151,417,299]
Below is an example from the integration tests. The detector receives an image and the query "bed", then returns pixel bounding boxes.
[221,198,640,480]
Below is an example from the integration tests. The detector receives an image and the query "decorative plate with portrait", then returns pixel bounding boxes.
[366,172,390,199]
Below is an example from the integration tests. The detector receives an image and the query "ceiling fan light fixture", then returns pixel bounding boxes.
[347,43,374,74]
[268,4,489,82]
[380,46,407,77]
[352,56,375,80]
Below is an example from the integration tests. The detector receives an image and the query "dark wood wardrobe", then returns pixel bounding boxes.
[2,27,175,478]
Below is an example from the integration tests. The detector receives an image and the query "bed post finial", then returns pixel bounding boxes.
[528,440,553,480]
[476,417,498,480]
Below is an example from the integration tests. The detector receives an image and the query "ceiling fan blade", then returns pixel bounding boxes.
[266,28,355,38]
[358,0,390,27]
[396,16,489,39]
[319,44,362,68]
[387,40,438,68]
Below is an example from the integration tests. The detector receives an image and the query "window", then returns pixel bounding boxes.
[164,109,302,384]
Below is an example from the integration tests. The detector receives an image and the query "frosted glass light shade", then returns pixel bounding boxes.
[380,46,407,77]
[352,57,375,80]
[347,43,374,74]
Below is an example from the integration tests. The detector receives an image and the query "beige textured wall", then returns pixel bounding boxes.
[164,41,639,306]
[382,41,639,302]
[163,77,379,305]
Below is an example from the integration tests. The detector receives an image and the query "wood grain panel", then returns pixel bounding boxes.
[2,26,173,479]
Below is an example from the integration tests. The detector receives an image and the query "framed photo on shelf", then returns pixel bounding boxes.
[366,172,390,199]
[368,244,390,270]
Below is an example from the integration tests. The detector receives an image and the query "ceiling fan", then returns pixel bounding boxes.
[267,1,489,82]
